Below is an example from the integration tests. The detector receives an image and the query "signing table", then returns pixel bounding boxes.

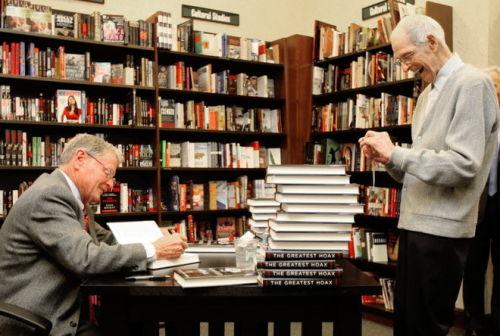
[81,254,380,336]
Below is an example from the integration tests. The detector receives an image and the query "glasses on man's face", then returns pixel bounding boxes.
[86,152,116,183]
[394,50,417,66]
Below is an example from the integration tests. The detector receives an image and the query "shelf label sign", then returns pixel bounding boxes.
[362,0,415,20]
[182,5,239,26]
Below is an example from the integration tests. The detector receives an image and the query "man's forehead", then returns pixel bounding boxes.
[391,34,413,55]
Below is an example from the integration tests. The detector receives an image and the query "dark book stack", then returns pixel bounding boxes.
[256,249,344,287]
[264,164,362,254]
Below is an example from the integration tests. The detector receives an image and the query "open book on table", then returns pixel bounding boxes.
[107,220,199,270]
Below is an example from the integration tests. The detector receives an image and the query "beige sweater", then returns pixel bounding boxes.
[386,65,500,238]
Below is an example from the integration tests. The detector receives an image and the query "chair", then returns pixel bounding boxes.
[0,301,52,336]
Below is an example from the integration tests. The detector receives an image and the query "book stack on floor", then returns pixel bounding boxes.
[256,249,344,287]
[247,198,280,237]
[265,164,362,253]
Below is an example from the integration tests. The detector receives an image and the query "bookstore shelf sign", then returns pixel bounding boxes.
[182,5,239,26]
[362,0,415,20]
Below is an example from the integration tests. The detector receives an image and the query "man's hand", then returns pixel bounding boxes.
[358,131,395,164]
[153,232,188,260]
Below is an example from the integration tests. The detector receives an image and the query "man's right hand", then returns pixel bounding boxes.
[153,233,188,260]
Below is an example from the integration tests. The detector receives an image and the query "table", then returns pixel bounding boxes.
[81,254,380,336]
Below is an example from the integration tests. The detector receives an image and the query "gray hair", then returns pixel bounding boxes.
[391,14,446,47]
[59,133,123,165]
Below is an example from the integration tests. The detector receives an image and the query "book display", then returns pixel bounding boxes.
[0,3,289,251]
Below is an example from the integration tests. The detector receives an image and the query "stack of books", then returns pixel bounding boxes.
[256,249,344,287]
[247,198,280,235]
[265,164,362,253]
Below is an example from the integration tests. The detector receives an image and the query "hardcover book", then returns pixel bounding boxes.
[101,14,125,43]
[28,4,51,34]
[52,9,75,37]
[257,249,344,261]
[64,53,86,81]
[258,277,339,287]
[173,267,257,288]
[56,89,83,123]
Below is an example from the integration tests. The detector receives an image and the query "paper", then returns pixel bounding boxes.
[107,220,163,244]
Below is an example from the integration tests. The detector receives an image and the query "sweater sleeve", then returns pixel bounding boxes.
[388,79,498,187]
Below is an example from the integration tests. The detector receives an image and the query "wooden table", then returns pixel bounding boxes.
[81,254,380,336]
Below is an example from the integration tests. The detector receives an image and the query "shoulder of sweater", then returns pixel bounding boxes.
[453,65,491,87]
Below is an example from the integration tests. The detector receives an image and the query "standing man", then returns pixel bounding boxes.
[359,15,499,336]
[463,66,500,336]
[0,133,188,336]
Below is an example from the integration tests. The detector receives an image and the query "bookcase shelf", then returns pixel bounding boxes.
[0,120,155,132]
[348,171,402,188]
[311,124,411,143]
[161,167,266,173]
[354,214,398,231]
[94,212,158,218]
[313,78,417,103]
[0,28,155,52]
[0,74,155,92]
[314,43,392,67]
[158,88,284,107]
[158,49,284,74]
[161,208,249,218]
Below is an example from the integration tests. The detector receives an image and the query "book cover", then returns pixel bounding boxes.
[257,249,344,261]
[101,14,125,43]
[276,184,359,195]
[92,62,111,83]
[227,35,241,59]
[256,260,338,269]
[216,216,235,243]
[265,174,350,185]
[64,53,86,80]
[258,268,343,278]
[28,4,51,34]
[52,9,75,36]
[100,183,120,213]
[110,64,124,84]
[4,0,30,32]
[268,240,349,251]
[173,267,257,288]
[56,89,83,123]
[258,277,339,287]
[269,220,352,233]
[267,164,345,176]
[270,229,352,242]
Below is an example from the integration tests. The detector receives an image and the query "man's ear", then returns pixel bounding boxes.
[426,34,439,52]
[73,149,87,170]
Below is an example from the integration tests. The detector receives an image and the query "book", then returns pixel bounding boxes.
[280,203,364,214]
[173,267,257,288]
[270,229,351,242]
[267,164,346,175]
[275,212,355,223]
[107,220,200,270]
[269,220,352,233]
[54,9,76,37]
[92,62,112,83]
[64,53,86,80]
[257,249,344,261]
[4,0,30,32]
[266,174,350,185]
[268,240,349,251]
[258,277,339,287]
[275,193,358,204]
[101,14,125,43]
[247,198,280,207]
[28,4,51,34]
[258,268,343,278]
[276,184,359,195]
[56,89,83,123]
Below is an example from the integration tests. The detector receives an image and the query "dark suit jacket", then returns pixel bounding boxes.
[0,170,147,335]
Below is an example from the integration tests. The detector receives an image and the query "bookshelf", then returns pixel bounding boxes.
[0,10,290,248]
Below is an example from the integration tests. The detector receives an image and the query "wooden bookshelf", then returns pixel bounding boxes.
[311,124,411,143]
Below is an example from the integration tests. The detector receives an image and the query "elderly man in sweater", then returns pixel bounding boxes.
[359,15,500,336]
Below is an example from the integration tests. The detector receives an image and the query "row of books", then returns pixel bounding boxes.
[176,19,279,63]
[305,138,410,172]
[0,42,154,86]
[311,93,415,132]
[2,1,156,47]
[96,183,155,214]
[312,53,415,95]
[0,87,154,126]
[0,129,154,168]
[361,185,400,218]
[160,141,281,169]
[158,99,282,133]
[0,180,31,216]
[163,175,249,212]
[170,214,248,245]
[159,63,275,98]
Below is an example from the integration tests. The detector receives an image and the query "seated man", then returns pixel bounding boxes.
[0,133,187,335]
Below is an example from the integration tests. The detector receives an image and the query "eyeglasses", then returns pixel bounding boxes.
[394,50,417,66]
[86,152,116,183]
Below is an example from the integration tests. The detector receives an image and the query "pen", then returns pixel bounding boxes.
[125,275,171,281]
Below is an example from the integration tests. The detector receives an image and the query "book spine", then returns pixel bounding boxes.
[256,260,338,269]
[259,278,339,287]
[259,269,343,278]
[263,251,343,261]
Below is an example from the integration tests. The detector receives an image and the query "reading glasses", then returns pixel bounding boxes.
[86,151,116,183]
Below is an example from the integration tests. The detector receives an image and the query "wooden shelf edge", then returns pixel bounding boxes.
[314,43,392,66]
[0,119,155,130]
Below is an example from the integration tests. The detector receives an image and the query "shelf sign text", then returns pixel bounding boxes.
[182,5,239,26]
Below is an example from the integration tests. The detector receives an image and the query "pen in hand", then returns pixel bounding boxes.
[125,275,171,281]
